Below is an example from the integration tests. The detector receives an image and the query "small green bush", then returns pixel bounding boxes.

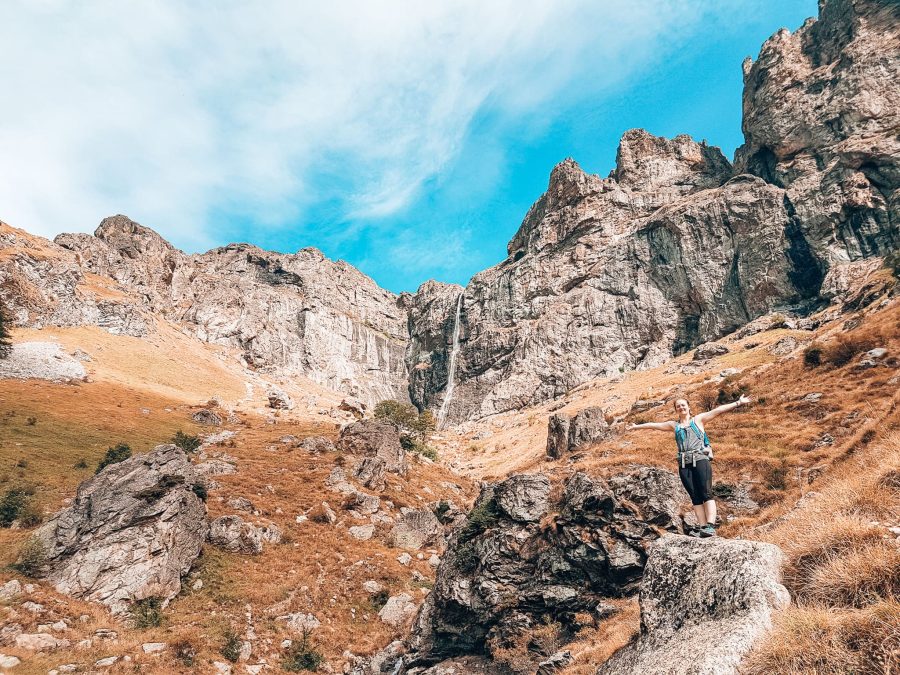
[12,538,47,577]
[131,597,164,628]
[884,251,900,279]
[459,498,500,543]
[282,628,324,672]
[803,343,823,367]
[765,459,790,491]
[0,486,35,528]
[455,541,479,573]
[220,625,242,663]
[405,438,439,461]
[369,589,390,611]
[25,417,37,426]
[191,482,208,501]
[73,458,89,469]
[172,431,201,453]
[96,443,132,473]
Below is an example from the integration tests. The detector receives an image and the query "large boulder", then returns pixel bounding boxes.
[30,445,208,614]
[390,508,442,550]
[337,419,407,475]
[403,467,684,670]
[546,407,611,458]
[494,474,550,522]
[597,535,790,675]
[208,515,267,554]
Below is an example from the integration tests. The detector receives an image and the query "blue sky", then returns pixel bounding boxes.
[1,1,817,294]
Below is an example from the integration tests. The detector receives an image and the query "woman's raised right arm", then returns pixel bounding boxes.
[626,421,675,432]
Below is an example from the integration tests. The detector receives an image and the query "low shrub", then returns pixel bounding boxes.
[220,625,242,662]
[283,628,324,672]
[803,343,824,367]
[171,639,197,667]
[459,497,501,543]
[369,589,390,611]
[73,458,89,469]
[191,482,208,501]
[96,443,131,473]
[172,430,201,453]
[131,597,164,628]
[825,333,877,367]
[0,486,36,528]
[12,538,47,577]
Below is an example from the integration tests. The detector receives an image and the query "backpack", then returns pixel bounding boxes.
[675,419,713,468]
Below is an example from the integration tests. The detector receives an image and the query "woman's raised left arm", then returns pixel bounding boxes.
[696,394,751,424]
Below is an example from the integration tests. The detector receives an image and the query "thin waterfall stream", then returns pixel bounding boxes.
[437,293,463,429]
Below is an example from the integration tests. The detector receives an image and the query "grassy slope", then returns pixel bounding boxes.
[0,327,476,674]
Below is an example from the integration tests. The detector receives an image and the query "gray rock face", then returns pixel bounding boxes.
[54,215,410,406]
[354,456,387,491]
[403,467,684,669]
[494,474,550,522]
[546,407,612,459]
[567,407,611,452]
[390,508,442,550]
[408,155,806,424]
[736,0,900,267]
[0,225,148,336]
[597,535,790,675]
[337,419,407,475]
[31,445,208,614]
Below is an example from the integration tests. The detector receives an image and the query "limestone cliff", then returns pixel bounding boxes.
[408,0,899,424]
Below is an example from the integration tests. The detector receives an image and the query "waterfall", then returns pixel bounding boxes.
[437,292,463,429]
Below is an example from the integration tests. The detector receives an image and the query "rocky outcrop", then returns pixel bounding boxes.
[0,223,148,336]
[53,215,410,406]
[208,515,275,554]
[546,407,612,459]
[597,535,790,675]
[402,467,684,671]
[30,444,208,614]
[736,0,900,271]
[337,419,407,475]
[390,508,442,550]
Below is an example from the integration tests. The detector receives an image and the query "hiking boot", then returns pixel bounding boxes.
[688,528,704,538]
[698,524,717,538]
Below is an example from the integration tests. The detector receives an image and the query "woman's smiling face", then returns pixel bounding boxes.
[674,398,690,418]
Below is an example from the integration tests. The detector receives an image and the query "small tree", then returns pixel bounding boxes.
[374,400,438,460]
[374,401,435,441]
[0,303,12,359]
[96,443,132,473]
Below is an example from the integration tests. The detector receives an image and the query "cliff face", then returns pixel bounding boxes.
[51,215,411,405]
[1,0,896,423]
[407,0,900,424]
[737,0,899,265]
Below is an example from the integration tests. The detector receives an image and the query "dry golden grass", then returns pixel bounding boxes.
[0,375,476,673]
[742,601,900,675]
[559,599,640,675]
[743,429,900,673]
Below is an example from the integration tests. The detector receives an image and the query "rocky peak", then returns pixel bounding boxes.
[94,214,177,260]
[736,0,899,262]
[613,129,732,193]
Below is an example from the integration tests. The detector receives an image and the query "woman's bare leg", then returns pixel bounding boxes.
[703,499,717,526]
[692,504,708,526]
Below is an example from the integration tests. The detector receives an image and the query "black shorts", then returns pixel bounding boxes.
[679,458,713,505]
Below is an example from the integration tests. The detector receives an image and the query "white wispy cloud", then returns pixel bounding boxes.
[0,0,762,252]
